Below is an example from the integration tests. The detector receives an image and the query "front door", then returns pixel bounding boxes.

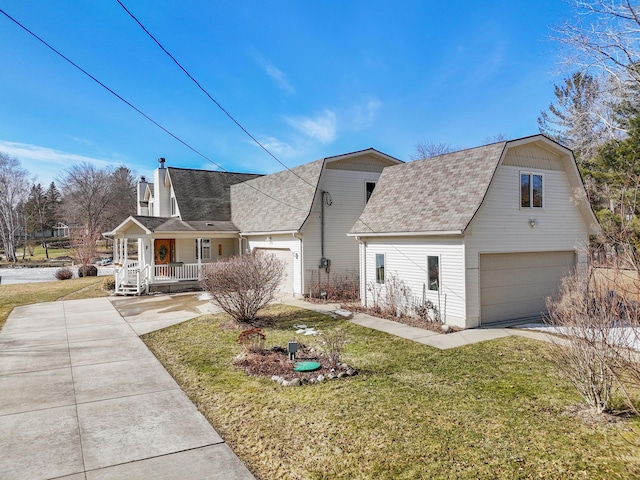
[154,239,174,264]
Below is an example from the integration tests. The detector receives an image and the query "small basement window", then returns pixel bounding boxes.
[520,172,543,208]
[375,253,385,284]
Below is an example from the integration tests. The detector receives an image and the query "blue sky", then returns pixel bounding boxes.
[0,1,573,185]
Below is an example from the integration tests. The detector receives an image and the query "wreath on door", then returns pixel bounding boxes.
[158,244,168,261]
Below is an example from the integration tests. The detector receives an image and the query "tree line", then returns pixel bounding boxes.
[0,153,135,262]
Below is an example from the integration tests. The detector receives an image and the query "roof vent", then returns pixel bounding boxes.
[158,157,166,168]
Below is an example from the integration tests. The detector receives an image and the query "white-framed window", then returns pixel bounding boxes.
[195,239,211,260]
[375,253,385,284]
[148,199,154,216]
[365,181,376,204]
[520,172,543,208]
[427,255,440,291]
[170,196,177,216]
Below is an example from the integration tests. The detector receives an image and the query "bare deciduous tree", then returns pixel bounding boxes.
[200,251,285,324]
[411,141,457,161]
[555,0,640,88]
[59,163,136,234]
[0,153,31,262]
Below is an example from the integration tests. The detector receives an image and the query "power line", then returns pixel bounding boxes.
[0,7,306,213]
[116,0,320,192]
[0,7,429,278]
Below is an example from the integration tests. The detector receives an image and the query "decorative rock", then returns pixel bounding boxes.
[317,375,325,382]
[327,373,336,379]
[270,375,281,382]
[282,380,289,387]
[337,372,346,378]
[288,378,301,387]
[441,324,452,334]
[346,368,357,376]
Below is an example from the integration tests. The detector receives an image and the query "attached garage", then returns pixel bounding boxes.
[255,248,294,295]
[479,251,576,324]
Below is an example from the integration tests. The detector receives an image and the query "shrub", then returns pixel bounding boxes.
[103,276,116,291]
[546,265,617,414]
[319,327,347,366]
[55,267,74,280]
[200,251,285,324]
[308,270,359,301]
[78,264,98,277]
[237,328,266,353]
[367,273,412,317]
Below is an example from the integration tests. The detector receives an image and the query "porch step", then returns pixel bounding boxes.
[115,284,140,295]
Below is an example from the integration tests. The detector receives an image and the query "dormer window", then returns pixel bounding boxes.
[365,181,376,204]
[520,172,543,208]
[170,196,177,216]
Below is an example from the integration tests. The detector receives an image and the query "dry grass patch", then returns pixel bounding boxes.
[0,276,108,329]
[143,305,640,480]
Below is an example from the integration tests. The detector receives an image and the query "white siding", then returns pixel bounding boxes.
[362,237,466,327]
[465,158,590,326]
[301,168,383,291]
[245,234,303,295]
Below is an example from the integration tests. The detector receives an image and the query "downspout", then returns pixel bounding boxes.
[357,236,367,308]
[294,232,303,296]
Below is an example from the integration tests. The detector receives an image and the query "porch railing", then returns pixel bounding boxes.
[115,261,204,294]
[153,263,201,281]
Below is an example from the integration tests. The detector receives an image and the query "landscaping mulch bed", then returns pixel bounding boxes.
[234,345,355,382]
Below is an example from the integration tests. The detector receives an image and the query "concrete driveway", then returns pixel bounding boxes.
[0,297,254,480]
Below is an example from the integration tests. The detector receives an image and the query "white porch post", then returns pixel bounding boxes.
[123,238,128,265]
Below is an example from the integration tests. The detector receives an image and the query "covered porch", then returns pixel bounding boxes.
[105,216,241,295]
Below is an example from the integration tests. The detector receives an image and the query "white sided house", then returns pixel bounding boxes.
[105,150,401,295]
[231,149,402,296]
[349,135,599,329]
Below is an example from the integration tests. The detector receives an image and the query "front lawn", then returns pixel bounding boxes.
[143,305,640,479]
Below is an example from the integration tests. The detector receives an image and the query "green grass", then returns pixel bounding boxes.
[0,276,109,329]
[142,304,640,479]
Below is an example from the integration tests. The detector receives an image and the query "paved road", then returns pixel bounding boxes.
[0,297,254,480]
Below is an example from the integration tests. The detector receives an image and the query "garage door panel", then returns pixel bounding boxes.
[480,251,575,324]
[255,248,293,295]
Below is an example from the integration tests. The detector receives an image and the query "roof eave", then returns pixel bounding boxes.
[347,230,464,238]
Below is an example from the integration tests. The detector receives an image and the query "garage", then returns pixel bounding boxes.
[480,251,576,324]
[255,248,294,295]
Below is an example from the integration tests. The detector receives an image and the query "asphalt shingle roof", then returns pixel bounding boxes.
[231,159,324,233]
[167,168,262,221]
[130,216,238,233]
[350,142,507,234]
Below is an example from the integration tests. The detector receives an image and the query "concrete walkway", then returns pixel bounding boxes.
[0,297,254,480]
[283,297,553,349]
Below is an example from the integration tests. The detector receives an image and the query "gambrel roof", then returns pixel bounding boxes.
[231,148,402,233]
[350,135,597,235]
[167,168,262,221]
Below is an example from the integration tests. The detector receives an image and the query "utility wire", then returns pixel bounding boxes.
[0,7,428,278]
[0,7,306,212]
[116,0,320,192]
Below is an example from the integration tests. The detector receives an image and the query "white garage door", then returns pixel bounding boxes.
[480,251,575,324]
[255,248,293,295]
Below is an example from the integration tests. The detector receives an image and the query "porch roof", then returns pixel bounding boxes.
[105,215,239,237]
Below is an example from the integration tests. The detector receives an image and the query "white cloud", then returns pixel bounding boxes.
[258,136,295,157]
[350,98,382,130]
[286,110,337,143]
[255,55,294,93]
[0,140,115,183]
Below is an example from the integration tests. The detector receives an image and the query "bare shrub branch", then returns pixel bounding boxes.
[200,251,285,324]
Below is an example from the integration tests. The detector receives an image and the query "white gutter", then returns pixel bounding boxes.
[239,230,300,236]
[347,230,464,238]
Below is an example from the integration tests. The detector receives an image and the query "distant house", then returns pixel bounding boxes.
[349,135,599,329]
[105,150,402,294]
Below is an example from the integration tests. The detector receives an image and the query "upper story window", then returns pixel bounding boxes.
[375,253,385,284]
[520,172,543,208]
[170,196,177,216]
[365,181,376,204]
[148,200,154,216]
